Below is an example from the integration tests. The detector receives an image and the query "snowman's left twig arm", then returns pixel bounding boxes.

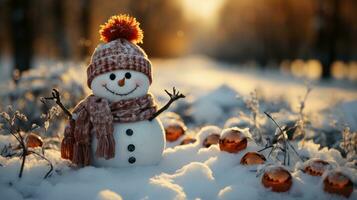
[149,87,185,121]
[41,88,73,119]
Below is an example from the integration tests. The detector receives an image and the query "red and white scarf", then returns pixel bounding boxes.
[61,94,157,166]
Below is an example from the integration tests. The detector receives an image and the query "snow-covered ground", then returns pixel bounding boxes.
[151,56,357,114]
[0,56,356,200]
[0,128,356,200]
[151,56,357,130]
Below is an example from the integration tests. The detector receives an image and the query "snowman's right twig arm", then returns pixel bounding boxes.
[41,88,73,119]
[149,87,185,121]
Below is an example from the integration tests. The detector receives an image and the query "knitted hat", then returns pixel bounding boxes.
[87,14,152,88]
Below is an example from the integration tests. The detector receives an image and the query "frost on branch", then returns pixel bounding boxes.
[340,127,357,161]
[243,90,263,144]
[0,107,54,179]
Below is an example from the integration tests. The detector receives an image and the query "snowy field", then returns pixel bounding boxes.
[0,56,356,200]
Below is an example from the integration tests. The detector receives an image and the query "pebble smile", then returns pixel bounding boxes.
[103,84,139,96]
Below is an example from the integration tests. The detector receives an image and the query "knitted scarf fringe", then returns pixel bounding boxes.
[61,120,75,160]
[72,143,91,166]
[95,134,115,159]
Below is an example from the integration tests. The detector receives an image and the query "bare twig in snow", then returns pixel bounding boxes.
[28,150,53,179]
[0,109,53,179]
[262,111,303,165]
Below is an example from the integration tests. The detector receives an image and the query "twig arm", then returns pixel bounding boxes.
[41,89,72,119]
[149,87,185,121]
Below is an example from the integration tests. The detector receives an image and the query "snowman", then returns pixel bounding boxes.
[58,14,184,167]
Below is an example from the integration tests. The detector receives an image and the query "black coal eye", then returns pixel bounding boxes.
[125,72,131,79]
[109,73,116,80]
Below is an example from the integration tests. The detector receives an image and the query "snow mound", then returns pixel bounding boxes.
[195,85,240,109]
[190,85,240,124]
[335,100,357,131]
[224,117,251,129]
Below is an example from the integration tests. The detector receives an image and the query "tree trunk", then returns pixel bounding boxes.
[315,0,341,79]
[80,0,91,59]
[9,0,34,75]
[53,0,70,60]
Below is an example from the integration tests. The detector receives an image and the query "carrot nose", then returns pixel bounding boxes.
[118,78,125,87]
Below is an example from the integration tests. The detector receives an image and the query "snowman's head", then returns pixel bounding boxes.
[87,14,153,102]
[91,69,150,102]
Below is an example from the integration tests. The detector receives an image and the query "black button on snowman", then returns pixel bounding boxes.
[128,157,136,164]
[127,144,135,152]
[126,129,133,136]
[57,14,184,168]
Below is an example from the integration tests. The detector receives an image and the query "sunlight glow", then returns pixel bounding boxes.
[332,61,346,79]
[181,0,226,26]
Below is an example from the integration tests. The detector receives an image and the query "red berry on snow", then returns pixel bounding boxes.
[202,133,220,148]
[303,159,330,176]
[262,166,292,192]
[219,128,247,153]
[323,171,353,198]
[240,152,266,165]
[180,137,196,145]
[164,120,186,142]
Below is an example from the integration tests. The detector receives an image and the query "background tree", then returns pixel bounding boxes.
[313,0,341,79]
[53,0,70,60]
[9,0,34,75]
[79,0,92,59]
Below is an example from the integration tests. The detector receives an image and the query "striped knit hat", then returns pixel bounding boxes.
[87,14,152,88]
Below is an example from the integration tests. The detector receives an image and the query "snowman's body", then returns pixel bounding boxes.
[92,119,165,167]
[89,69,166,167]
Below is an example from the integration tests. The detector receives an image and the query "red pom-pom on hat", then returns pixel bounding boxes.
[99,14,143,44]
